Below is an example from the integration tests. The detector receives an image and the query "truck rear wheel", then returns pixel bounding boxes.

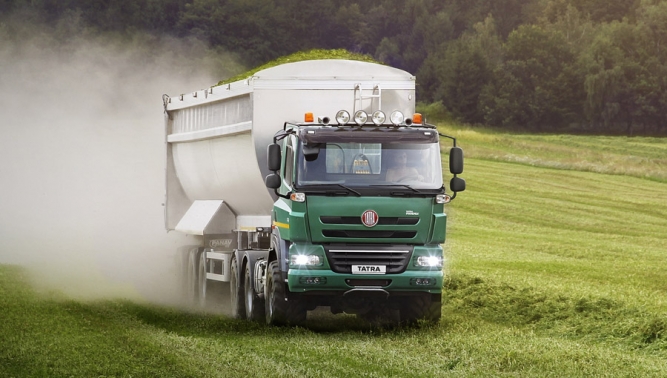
[229,255,245,318]
[244,264,264,321]
[265,260,306,326]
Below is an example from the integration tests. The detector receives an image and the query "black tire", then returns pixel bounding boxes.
[229,255,245,319]
[198,250,210,309]
[264,260,306,326]
[244,264,265,321]
[186,247,201,306]
[400,295,442,325]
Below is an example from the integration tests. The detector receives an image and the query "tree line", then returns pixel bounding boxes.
[3,0,666,135]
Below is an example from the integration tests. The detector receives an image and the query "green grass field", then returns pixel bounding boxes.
[2,125,666,377]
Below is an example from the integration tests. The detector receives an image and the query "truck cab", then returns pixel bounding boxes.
[263,111,464,324]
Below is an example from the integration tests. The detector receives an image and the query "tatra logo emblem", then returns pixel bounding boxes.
[361,209,379,227]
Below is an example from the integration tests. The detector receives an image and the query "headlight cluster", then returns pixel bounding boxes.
[415,255,443,268]
[290,254,323,266]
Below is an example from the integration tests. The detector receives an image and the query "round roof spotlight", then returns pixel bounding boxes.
[335,110,350,125]
[390,110,404,126]
[405,118,413,126]
[354,110,368,126]
[371,111,386,126]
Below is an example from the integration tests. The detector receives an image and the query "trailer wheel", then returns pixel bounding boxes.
[400,295,442,325]
[229,255,245,319]
[244,264,264,321]
[185,247,201,306]
[197,251,209,309]
[265,260,306,326]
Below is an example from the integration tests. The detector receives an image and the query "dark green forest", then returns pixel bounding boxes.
[2,0,666,135]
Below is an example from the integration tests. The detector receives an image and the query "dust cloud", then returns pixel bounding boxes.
[0,21,241,304]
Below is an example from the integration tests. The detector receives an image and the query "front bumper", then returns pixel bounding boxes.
[288,268,443,294]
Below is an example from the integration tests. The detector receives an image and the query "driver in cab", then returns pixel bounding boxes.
[386,151,423,182]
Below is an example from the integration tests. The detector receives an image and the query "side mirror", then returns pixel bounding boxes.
[265,173,281,189]
[449,146,464,175]
[267,144,281,171]
[450,177,466,193]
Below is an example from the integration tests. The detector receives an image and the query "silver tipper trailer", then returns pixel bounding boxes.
[163,59,464,324]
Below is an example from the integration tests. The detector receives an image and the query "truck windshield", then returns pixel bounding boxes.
[296,142,443,190]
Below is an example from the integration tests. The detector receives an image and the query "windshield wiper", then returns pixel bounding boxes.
[329,184,361,196]
[371,184,422,194]
[304,183,361,196]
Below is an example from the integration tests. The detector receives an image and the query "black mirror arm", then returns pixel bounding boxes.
[273,127,296,144]
[438,132,457,147]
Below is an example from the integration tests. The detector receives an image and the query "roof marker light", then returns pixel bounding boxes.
[413,113,423,124]
[305,113,314,122]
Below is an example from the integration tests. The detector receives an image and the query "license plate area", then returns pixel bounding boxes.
[352,265,386,274]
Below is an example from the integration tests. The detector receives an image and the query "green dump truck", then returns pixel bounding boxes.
[163,59,465,325]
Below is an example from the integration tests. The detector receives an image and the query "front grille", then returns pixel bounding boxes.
[321,216,419,225]
[322,230,417,238]
[325,245,413,274]
[319,216,419,240]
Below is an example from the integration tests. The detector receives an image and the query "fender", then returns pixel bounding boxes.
[271,230,291,281]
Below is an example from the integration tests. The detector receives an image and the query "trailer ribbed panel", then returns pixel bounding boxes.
[170,95,252,134]
[164,60,416,231]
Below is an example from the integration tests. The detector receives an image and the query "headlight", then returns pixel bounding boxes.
[336,110,350,125]
[436,194,451,204]
[354,110,368,126]
[390,110,404,126]
[371,111,386,126]
[416,255,443,268]
[290,255,322,266]
[290,192,306,202]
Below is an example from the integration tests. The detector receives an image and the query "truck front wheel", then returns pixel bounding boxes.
[264,260,306,326]
[400,295,442,325]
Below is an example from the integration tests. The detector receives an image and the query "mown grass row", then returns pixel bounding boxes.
[439,124,667,359]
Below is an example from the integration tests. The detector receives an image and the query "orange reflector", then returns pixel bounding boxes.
[413,113,423,124]
[305,112,314,122]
